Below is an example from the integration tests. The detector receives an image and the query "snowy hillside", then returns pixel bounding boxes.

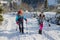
[0,12,60,40]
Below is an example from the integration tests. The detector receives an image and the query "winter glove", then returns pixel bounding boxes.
[16,21,19,25]
[26,19,27,24]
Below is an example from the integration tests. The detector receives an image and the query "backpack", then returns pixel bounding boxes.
[18,15,23,23]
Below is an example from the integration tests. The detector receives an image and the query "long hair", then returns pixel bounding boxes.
[18,10,23,14]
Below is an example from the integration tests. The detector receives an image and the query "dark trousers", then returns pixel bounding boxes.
[19,23,24,33]
[39,29,42,34]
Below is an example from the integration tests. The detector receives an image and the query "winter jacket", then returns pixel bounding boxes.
[39,17,44,24]
[38,14,45,24]
[16,14,27,24]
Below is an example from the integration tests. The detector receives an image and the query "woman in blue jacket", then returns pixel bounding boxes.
[16,10,27,34]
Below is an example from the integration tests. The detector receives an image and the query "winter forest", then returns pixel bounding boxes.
[0,0,60,40]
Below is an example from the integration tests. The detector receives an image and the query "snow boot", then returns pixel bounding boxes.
[39,30,42,34]
[49,24,51,27]
[22,29,24,34]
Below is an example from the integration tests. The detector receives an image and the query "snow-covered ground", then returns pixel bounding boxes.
[0,12,60,40]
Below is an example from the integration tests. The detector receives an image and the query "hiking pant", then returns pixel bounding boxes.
[19,23,24,33]
[39,23,43,34]
[39,23,43,30]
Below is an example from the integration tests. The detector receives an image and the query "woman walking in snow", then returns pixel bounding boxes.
[38,12,45,34]
[16,10,27,34]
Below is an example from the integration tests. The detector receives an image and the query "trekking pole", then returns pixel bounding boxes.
[16,24,18,31]
[16,23,19,31]
[26,21,28,34]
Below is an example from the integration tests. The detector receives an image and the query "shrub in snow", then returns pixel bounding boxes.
[56,12,60,25]
[0,15,3,21]
[0,7,3,14]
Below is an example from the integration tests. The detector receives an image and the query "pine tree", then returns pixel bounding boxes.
[0,6,3,25]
